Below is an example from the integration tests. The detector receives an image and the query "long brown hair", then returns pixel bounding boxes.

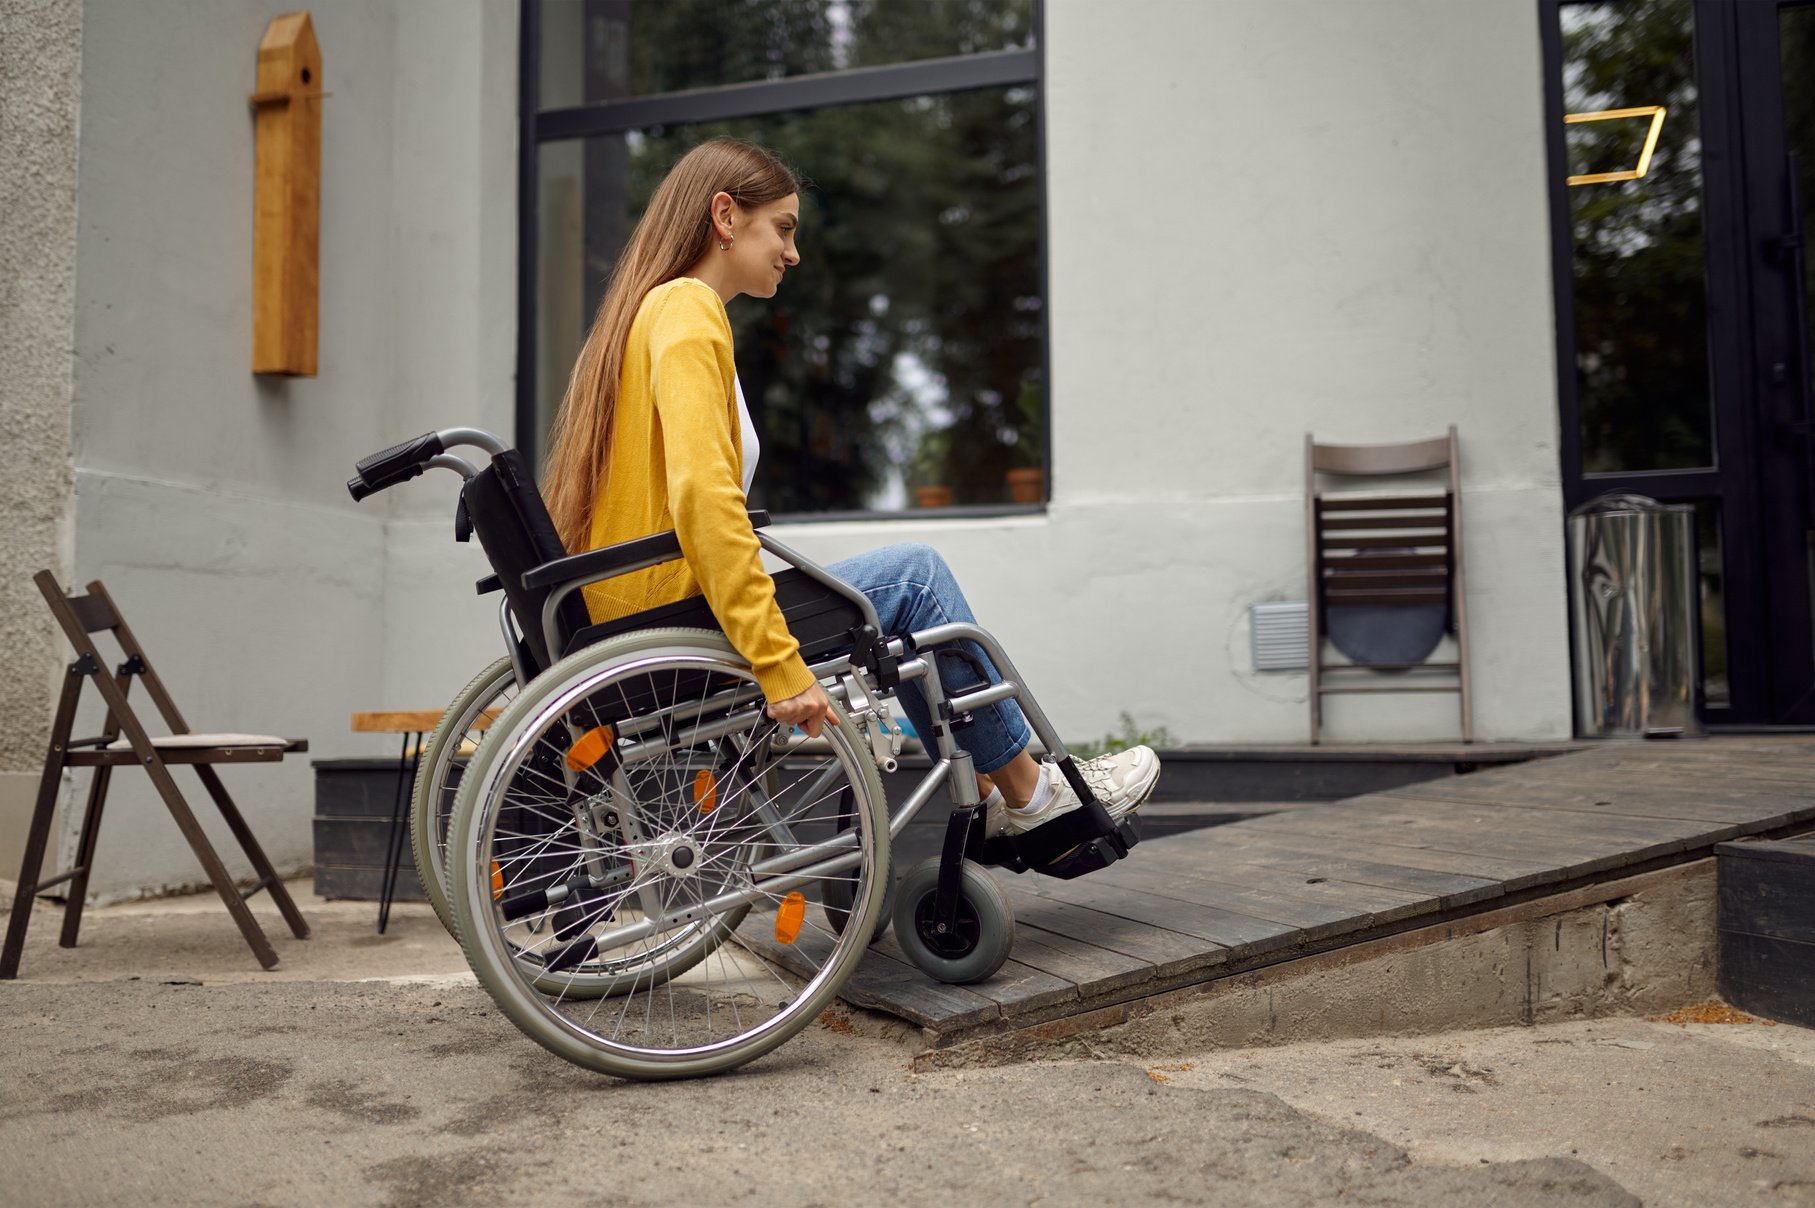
[541,138,800,551]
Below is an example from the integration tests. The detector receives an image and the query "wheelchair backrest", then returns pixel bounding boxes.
[459,448,591,673]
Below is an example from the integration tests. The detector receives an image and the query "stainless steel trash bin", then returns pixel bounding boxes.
[1567,493,1701,738]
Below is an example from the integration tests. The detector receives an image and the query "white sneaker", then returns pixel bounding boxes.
[1076,745,1161,814]
[987,746,1160,837]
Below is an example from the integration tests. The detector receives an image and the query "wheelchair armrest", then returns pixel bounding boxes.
[520,510,771,591]
[476,574,503,596]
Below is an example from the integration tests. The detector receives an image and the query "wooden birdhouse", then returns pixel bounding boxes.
[250,12,322,376]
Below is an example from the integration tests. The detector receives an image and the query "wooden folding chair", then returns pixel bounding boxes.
[1305,426,1473,744]
[1,572,311,977]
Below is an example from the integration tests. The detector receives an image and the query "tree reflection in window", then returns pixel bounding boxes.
[1562,0,1715,473]
[535,1,1043,514]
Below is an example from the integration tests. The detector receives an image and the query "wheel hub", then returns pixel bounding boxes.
[637,832,705,880]
[913,891,981,958]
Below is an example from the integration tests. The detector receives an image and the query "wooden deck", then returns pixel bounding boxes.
[830,737,1815,1046]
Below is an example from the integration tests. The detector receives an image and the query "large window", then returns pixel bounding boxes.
[521,0,1045,517]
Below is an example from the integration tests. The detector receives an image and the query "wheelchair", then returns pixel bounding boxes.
[349,427,1141,1080]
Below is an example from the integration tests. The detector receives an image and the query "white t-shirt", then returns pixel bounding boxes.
[734,375,759,495]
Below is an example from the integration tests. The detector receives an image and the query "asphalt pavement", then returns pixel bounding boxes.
[0,883,1810,1207]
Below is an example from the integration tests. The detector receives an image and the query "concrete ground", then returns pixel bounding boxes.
[1,882,1812,1207]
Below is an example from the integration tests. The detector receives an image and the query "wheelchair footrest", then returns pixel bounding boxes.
[974,800,1141,879]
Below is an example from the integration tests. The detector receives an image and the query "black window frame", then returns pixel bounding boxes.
[515,0,1051,522]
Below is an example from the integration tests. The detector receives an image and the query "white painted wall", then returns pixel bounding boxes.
[62,0,517,900]
[45,0,1569,901]
[761,0,1572,746]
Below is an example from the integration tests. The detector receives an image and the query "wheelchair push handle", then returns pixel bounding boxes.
[348,431,446,501]
[347,427,509,502]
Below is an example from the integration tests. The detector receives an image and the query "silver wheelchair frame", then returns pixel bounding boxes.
[349,425,1139,1079]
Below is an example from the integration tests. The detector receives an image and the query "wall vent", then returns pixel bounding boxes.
[1251,602,1309,672]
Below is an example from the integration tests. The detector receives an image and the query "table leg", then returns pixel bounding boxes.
[376,731,423,934]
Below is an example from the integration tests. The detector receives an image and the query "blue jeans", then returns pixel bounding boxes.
[828,543,1032,775]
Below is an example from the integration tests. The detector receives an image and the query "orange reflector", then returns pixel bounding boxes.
[693,770,718,814]
[774,891,807,945]
[490,861,504,900]
[564,726,615,772]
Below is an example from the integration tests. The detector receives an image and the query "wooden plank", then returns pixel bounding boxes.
[836,945,1000,1030]
[994,883,1225,980]
[352,710,457,734]
[1290,794,1725,854]
[1513,752,1815,784]
[1206,824,1547,886]
[994,923,1155,1001]
[1189,830,1506,909]
[1232,809,1691,887]
[1004,874,1281,958]
[1388,779,1812,830]
[870,932,1078,1018]
[1243,802,1711,868]
[1413,752,1815,795]
[1220,817,1576,893]
[1084,863,1370,941]
[1122,844,1434,923]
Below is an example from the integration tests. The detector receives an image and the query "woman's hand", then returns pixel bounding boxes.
[767,682,835,739]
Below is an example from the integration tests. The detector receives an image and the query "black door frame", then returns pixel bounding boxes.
[1735,0,1815,723]
[1539,0,1812,728]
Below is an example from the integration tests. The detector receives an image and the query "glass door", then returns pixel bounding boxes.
[1544,0,1815,726]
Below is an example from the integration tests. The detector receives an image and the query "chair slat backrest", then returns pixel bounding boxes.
[1313,494,1454,614]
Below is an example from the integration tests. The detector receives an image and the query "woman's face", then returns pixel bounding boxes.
[725,193,801,298]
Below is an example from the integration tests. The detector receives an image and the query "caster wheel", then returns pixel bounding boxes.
[891,857,1014,984]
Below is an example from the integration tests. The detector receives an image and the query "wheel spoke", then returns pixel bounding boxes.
[446,632,891,1077]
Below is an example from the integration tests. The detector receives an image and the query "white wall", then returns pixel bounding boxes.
[62,0,517,900]
[48,0,1570,901]
[759,0,1573,746]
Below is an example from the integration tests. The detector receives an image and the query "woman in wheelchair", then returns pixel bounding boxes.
[351,137,1164,1079]
[540,137,1161,839]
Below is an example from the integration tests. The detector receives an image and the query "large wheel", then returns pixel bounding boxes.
[891,857,1014,985]
[410,655,519,936]
[821,785,894,945]
[447,628,890,1080]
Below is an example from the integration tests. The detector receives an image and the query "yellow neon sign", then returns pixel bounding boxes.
[1565,106,1668,186]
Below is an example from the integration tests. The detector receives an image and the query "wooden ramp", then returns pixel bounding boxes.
[833,737,1815,1046]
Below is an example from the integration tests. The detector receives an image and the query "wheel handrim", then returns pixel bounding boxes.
[452,642,887,1067]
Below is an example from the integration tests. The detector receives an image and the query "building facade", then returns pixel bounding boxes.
[3,0,1806,899]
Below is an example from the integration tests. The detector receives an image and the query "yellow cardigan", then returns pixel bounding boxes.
[580,277,817,703]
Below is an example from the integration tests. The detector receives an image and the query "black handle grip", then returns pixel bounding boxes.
[348,431,447,502]
[346,460,428,502]
[354,432,445,485]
